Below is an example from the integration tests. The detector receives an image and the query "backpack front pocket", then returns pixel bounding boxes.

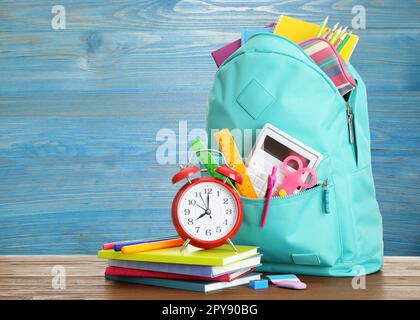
[234,181,342,268]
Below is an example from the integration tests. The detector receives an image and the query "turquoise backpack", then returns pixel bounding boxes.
[206,33,384,277]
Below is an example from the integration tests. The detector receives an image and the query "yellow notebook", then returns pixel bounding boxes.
[98,244,258,266]
[273,15,358,63]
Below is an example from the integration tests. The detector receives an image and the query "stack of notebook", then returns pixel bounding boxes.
[98,241,261,293]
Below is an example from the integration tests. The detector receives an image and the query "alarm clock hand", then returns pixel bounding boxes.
[206,194,213,219]
[199,194,208,209]
[195,202,213,220]
[196,212,207,221]
[196,203,207,211]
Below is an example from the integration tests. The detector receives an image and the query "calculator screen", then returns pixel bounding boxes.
[262,135,309,169]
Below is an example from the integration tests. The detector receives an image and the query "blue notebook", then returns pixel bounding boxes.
[241,27,273,44]
[108,255,261,278]
[105,272,261,293]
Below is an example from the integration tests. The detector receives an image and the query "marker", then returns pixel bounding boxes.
[114,236,179,251]
[122,238,184,254]
[317,16,329,37]
[337,31,352,52]
[102,235,178,250]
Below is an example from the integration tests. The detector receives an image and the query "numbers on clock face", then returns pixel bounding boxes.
[178,181,238,241]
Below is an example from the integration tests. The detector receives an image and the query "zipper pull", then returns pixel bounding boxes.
[322,179,330,214]
[346,101,355,144]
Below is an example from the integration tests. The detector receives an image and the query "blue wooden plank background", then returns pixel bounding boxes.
[0,0,419,255]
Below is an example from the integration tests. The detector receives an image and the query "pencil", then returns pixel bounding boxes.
[325,23,339,40]
[317,16,329,37]
[334,26,348,46]
[337,31,352,52]
[330,27,343,44]
[334,28,348,48]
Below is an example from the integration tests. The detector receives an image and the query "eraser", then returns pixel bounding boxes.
[249,279,269,290]
[267,274,307,290]
[267,274,299,282]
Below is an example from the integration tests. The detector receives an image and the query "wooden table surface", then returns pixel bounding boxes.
[1,256,419,300]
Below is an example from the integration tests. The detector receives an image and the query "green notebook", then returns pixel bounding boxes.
[98,244,258,266]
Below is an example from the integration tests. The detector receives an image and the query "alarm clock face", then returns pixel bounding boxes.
[176,180,240,243]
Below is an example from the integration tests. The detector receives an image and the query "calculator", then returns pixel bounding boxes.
[246,123,323,197]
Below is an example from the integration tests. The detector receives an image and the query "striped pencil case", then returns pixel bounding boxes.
[299,37,356,96]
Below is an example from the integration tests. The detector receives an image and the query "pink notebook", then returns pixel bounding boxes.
[211,23,276,68]
[211,39,241,68]
[105,266,253,282]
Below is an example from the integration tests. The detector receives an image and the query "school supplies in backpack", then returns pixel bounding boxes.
[273,15,358,63]
[207,31,383,277]
[246,123,323,198]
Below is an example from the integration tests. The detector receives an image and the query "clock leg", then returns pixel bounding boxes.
[226,238,238,252]
[180,238,190,253]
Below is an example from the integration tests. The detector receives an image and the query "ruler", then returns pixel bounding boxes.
[214,129,258,198]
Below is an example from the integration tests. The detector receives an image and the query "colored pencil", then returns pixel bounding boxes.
[324,23,339,39]
[317,16,329,37]
[330,26,343,44]
[334,26,348,46]
[337,31,352,52]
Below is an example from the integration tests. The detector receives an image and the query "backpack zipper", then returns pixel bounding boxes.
[346,100,358,165]
[346,101,355,144]
[322,179,330,214]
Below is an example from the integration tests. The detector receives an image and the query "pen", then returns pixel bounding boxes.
[261,165,278,228]
[317,16,329,37]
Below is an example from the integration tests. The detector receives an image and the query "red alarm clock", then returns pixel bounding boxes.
[171,149,243,251]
